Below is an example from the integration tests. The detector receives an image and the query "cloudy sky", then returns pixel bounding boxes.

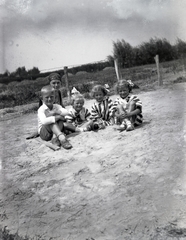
[0,0,186,73]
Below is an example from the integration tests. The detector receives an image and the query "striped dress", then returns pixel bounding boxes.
[91,97,114,125]
[65,106,91,127]
[113,95,143,126]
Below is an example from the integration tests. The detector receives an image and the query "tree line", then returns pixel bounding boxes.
[1,37,186,84]
[0,61,111,84]
[107,37,186,68]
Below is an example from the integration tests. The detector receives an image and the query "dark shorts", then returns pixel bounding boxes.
[39,125,53,141]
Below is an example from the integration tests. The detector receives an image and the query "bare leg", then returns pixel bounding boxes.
[63,122,77,132]
[116,105,127,131]
[127,101,136,124]
[50,121,65,138]
[118,103,134,131]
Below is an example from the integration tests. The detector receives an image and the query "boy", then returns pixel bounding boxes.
[38,85,73,149]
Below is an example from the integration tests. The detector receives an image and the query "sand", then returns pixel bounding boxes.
[1,83,186,240]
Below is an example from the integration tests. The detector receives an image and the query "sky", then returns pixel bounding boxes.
[0,0,186,73]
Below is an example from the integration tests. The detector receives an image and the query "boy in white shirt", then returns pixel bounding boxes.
[38,85,73,149]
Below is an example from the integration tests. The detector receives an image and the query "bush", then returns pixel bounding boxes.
[0,59,185,109]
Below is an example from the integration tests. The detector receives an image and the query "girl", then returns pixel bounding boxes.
[90,85,114,129]
[113,79,143,131]
[65,93,96,131]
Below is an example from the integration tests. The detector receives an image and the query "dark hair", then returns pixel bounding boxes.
[48,73,61,82]
[91,85,108,98]
[115,79,133,93]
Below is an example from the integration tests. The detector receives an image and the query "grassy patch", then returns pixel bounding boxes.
[0,59,185,109]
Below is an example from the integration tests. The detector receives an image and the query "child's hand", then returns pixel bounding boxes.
[54,110,63,115]
[45,110,56,117]
[119,112,128,119]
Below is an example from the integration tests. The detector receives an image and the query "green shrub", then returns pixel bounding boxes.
[0,59,185,109]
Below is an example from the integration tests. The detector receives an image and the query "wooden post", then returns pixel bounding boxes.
[114,58,122,81]
[0,18,6,73]
[154,55,163,86]
[64,66,71,102]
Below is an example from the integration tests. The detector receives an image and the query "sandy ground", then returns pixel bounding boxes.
[1,83,186,240]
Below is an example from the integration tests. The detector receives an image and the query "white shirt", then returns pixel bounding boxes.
[37,103,69,133]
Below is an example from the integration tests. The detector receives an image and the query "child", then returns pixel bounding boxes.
[90,85,114,129]
[113,79,143,131]
[39,72,65,108]
[38,85,76,149]
[27,73,65,140]
[71,87,80,96]
[65,93,96,131]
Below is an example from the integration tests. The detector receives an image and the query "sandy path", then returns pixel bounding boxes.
[1,83,186,239]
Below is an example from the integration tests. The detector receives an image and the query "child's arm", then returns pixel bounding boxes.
[65,112,74,123]
[91,103,102,120]
[46,105,69,120]
[82,108,91,121]
[39,105,69,125]
[38,108,56,126]
[127,108,141,118]
[114,107,121,118]
[122,95,142,118]
[39,111,65,125]
[128,95,142,116]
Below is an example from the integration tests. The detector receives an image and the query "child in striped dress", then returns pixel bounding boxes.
[113,80,143,131]
[65,93,96,131]
[90,85,114,129]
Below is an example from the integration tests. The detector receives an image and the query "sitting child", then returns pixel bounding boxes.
[113,79,143,131]
[90,85,114,129]
[27,73,65,140]
[38,85,78,150]
[65,93,96,131]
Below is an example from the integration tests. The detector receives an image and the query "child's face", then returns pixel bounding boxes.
[73,98,84,112]
[94,91,104,103]
[42,90,55,109]
[50,79,61,90]
[118,86,129,99]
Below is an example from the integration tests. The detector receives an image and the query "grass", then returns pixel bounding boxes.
[0,59,186,110]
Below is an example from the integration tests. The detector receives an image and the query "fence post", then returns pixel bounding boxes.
[154,55,163,86]
[114,58,122,81]
[1,18,5,73]
[64,66,71,102]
